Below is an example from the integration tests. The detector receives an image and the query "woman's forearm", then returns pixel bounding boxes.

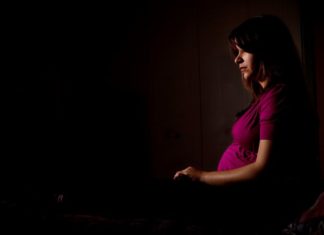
[200,140,272,186]
[199,162,262,186]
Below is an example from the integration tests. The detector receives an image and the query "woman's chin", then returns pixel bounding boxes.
[242,75,249,80]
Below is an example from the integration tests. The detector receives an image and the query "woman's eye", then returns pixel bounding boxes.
[232,50,239,57]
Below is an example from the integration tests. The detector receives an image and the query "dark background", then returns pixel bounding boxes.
[2,0,324,215]
[3,2,151,201]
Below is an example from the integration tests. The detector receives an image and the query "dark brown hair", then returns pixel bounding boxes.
[228,15,305,99]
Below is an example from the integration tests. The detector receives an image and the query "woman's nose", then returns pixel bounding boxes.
[234,56,243,64]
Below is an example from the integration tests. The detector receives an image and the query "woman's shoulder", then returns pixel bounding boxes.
[260,83,289,102]
[265,83,287,95]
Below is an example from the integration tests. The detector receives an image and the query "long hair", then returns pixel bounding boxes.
[228,15,305,99]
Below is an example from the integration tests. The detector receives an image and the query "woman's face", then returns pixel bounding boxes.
[234,45,255,80]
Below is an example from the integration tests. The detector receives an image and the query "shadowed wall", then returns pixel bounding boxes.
[3,0,322,201]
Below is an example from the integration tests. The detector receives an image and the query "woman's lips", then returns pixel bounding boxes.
[240,67,248,73]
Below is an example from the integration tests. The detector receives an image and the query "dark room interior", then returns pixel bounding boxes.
[2,0,324,234]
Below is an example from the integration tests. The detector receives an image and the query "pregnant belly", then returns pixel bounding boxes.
[217,143,257,171]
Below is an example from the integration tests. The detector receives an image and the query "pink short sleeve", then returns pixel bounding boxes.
[260,84,287,140]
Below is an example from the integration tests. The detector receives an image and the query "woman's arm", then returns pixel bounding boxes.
[173,140,272,186]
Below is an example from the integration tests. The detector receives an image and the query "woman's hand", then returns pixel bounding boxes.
[173,166,202,182]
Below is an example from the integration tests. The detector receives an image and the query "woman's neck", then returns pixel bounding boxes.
[259,78,269,89]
